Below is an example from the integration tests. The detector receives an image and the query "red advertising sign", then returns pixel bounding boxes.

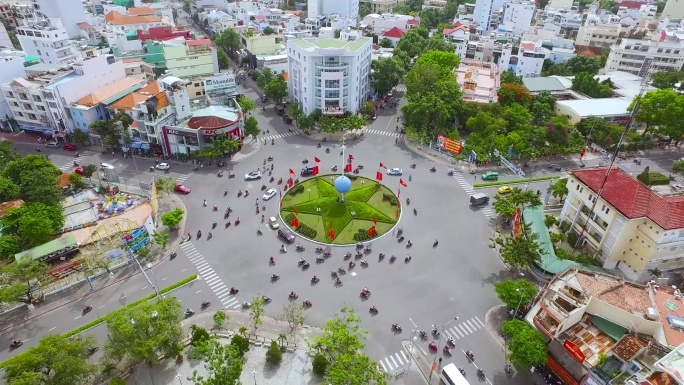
[437,135,462,155]
[563,340,586,363]
[547,354,580,385]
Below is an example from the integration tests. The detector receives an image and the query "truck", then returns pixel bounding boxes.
[470,193,489,206]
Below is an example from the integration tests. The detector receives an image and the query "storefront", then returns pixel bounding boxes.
[161,110,243,156]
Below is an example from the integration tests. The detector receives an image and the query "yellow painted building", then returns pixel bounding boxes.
[241,32,283,56]
[162,38,218,79]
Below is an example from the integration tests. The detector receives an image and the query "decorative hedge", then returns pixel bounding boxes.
[647,172,670,186]
[354,229,377,242]
[295,223,317,238]
[382,193,398,205]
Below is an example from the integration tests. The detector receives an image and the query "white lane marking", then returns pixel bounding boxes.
[475,316,485,327]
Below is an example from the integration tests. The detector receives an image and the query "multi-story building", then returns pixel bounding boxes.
[104,10,163,33]
[201,10,238,35]
[515,40,548,77]
[559,167,684,282]
[576,22,622,48]
[662,0,684,19]
[241,31,283,57]
[455,60,499,103]
[1,55,126,134]
[287,37,372,116]
[604,38,684,78]
[0,4,17,29]
[361,13,420,35]
[136,26,191,43]
[0,50,27,129]
[443,22,470,59]
[163,38,218,79]
[472,0,505,32]
[465,35,512,72]
[359,0,408,14]
[68,76,147,137]
[33,0,87,38]
[499,0,535,37]
[16,18,76,65]
[308,0,359,20]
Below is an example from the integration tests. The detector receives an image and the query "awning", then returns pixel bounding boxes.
[591,316,627,341]
[130,142,142,149]
[43,130,54,135]
[19,125,48,133]
[141,143,150,150]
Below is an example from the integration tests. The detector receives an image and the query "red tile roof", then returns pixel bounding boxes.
[617,0,646,8]
[443,25,467,34]
[186,39,212,46]
[407,19,420,25]
[187,115,235,130]
[383,27,404,38]
[572,167,684,230]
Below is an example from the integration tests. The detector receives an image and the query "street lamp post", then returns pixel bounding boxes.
[407,317,420,372]
[175,373,183,385]
[513,288,524,319]
[251,370,257,385]
[429,316,459,381]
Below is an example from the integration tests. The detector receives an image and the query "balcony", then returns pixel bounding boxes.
[18,94,28,101]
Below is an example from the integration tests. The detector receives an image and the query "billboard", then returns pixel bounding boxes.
[437,135,462,155]
[204,74,237,98]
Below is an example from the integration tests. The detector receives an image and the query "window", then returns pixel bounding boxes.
[195,91,202,96]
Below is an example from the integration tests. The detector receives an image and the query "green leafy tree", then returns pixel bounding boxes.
[249,295,265,331]
[296,114,315,131]
[104,296,183,364]
[493,231,543,269]
[238,96,256,115]
[265,75,288,103]
[153,231,170,248]
[217,49,230,70]
[244,116,260,139]
[650,70,684,89]
[371,57,404,97]
[571,72,613,98]
[155,176,175,197]
[0,176,19,201]
[81,164,97,180]
[502,320,548,366]
[69,128,90,145]
[0,235,21,260]
[256,68,275,89]
[213,28,241,59]
[191,325,211,346]
[575,117,624,148]
[265,340,283,365]
[500,69,523,85]
[494,279,538,309]
[673,160,684,173]
[630,89,684,138]
[492,195,516,219]
[69,173,84,189]
[213,310,228,329]
[278,301,305,336]
[547,178,569,201]
[415,50,460,69]
[0,257,51,304]
[312,353,329,376]
[212,136,241,156]
[379,38,393,48]
[3,334,97,384]
[0,140,20,169]
[20,168,63,207]
[2,202,65,248]
[190,339,244,385]
[161,208,184,229]
[311,306,389,385]
[359,2,372,17]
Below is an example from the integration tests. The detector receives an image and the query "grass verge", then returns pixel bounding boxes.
[0,274,198,369]
[473,176,560,188]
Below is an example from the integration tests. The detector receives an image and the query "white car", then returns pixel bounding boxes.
[263,188,277,200]
[386,168,403,176]
[245,171,262,180]
[156,163,170,170]
[100,162,115,170]
[268,216,280,229]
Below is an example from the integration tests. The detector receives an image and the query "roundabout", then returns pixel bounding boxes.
[279,174,399,244]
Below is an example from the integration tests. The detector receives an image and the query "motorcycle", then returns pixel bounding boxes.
[323,250,332,257]
[410,163,416,169]
[298,258,307,266]
[348,261,356,269]
[271,139,274,145]
[360,259,368,266]
[270,177,274,183]
[257,228,263,235]
[280,245,286,253]
[406,198,410,205]
[419,330,428,339]
[263,296,271,303]
[228,172,235,178]
[476,369,485,378]
[201,301,211,308]
[326,148,330,153]
[303,300,312,307]
[447,337,455,346]
[447,170,454,176]
[378,253,385,261]
[238,190,243,197]
[242,302,251,308]
[331,165,338,171]
[344,252,352,260]
[289,292,299,299]
[428,342,438,350]
[443,346,452,355]
[397,236,405,243]
[235,219,240,226]
[271,274,280,281]
[269,257,275,265]
[170,252,177,260]
[356,242,364,249]
[303,158,309,164]
[9,340,23,349]
[87,346,99,355]
[74,161,79,167]
[218,171,223,177]
[317,143,321,148]
[316,256,325,263]
[225,222,231,228]
[404,256,411,263]
[360,289,370,298]
[278,177,283,184]
[296,244,305,251]
[338,267,346,274]
[83,305,92,314]
[149,166,154,171]
[315,246,324,253]
[433,240,439,247]
[389,255,396,263]
[353,168,360,174]
[212,222,217,229]
[230,287,239,295]
[185,309,195,317]
[302,261,310,269]
[311,276,320,283]
[406,240,413,248]
[335,277,342,285]
[261,185,267,191]
[466,350,474,361]
[355,251,363,259]
[459,367,466,376]
[245,190,249,197]
[370,306,378,313]
[413,208,417,215]
[430,167,436,173]
[267,156,274,161]
[392,324,402,331]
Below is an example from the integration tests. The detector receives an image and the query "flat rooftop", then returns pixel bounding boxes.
[290,37,372,52]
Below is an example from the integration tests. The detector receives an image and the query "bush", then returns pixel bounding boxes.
[353,231,377,242]
[559,220,571,232]
[312,353,328,376]
[473,176,559,188]
[295,223,317,238]
[291,184,305,194]
[230,334,250,356]
[647,172,670,186]
[191,325,210,346]
[382,193,398,205]
[108,379,126,385]
[161,208,184,229]
[544,215,558,228]
[265,341,282,365]
[566,232,579,248]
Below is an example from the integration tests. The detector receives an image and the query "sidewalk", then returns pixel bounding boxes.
[122,309,324,385]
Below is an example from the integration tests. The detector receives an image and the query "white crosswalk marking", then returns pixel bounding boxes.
[378,350,407,372]
[362,128,403,138]
[394,85,407,92]
[59,156,86,171]
[263,131,299,141]
[176,174,189,183]
[452,173,497,219]
[179,242,239,308]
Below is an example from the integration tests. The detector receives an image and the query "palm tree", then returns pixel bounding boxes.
[648,268,662,279]
[238,326,248,337]
[277,333,287,348]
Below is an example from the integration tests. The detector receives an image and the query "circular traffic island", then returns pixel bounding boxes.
[279,175,400,245]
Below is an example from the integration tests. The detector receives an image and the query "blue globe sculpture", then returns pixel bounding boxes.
[334,175,352,193]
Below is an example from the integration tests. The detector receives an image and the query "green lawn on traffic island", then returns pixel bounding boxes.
[280,175,399,244]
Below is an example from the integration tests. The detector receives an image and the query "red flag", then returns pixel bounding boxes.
[289,168,295,175]
[294,208,299,216]
[376,171,383,181]
[400,179,407,187]
[279,189,282,208]
[379,162,387,169]
[314,157,321,163]
[328,229,335,239]
[344,164,352,172]
[372,217,377,225]
[348,154,354,160]
[288,177,293,188]
[312,166,319,176]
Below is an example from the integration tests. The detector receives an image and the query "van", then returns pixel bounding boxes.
[481,172,499,181]
[470,193,489,206]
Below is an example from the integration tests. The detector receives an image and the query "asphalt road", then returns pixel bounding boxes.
[7,83,684,384]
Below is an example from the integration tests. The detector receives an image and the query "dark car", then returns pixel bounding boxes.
[548,164,562,171]
[283,114,292,124]
[301,166,313,176]
[278,229,295,243]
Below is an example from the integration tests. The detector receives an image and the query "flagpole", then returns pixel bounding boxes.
[340,141,346,176]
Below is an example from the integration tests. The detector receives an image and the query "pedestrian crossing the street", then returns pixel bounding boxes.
[175,174,189,184]
[179,242,241,309]
[59,156,86,171]
[263,131,299,141]
[378,349,410,373]
[363,128,403,138]
[442,316,486,340]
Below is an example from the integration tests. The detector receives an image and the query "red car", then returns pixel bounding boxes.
[174,184,191,194]
[63,143,78,151]
[74,167,83,175]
